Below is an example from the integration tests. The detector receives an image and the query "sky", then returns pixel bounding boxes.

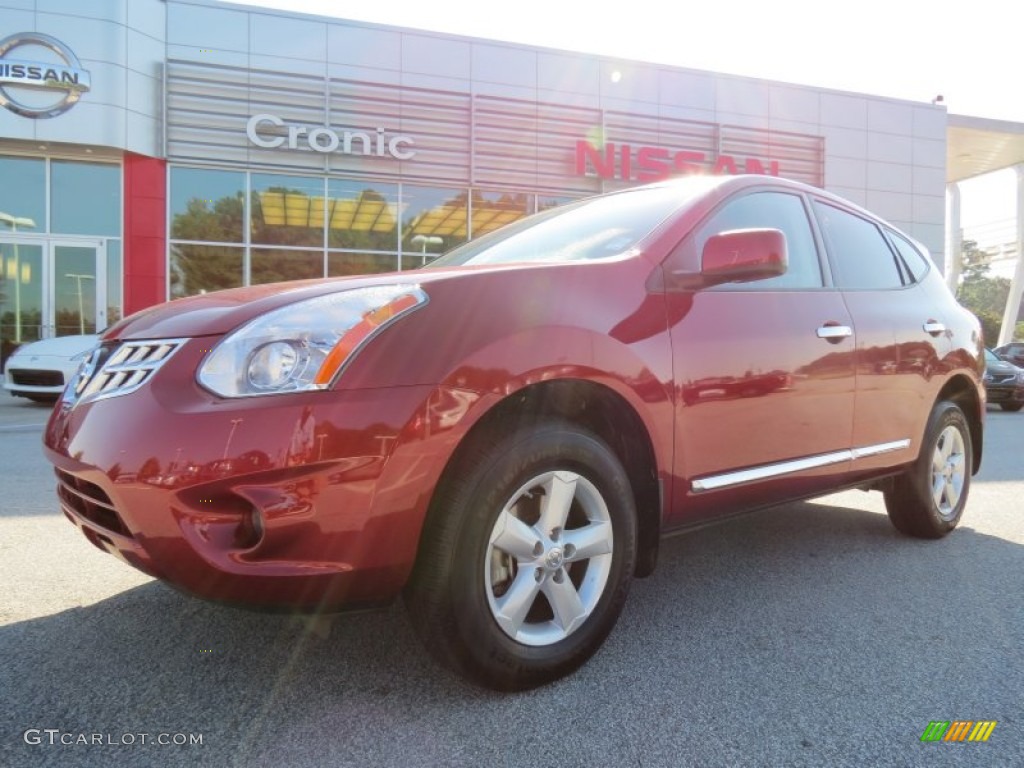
[232,0,1021,235]
[233,0,1022,123]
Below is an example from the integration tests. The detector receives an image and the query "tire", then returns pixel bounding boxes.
[404,421,637,691]
[1000,403,1023,412]
[884,400,972,539]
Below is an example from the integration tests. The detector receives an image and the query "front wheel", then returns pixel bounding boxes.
[884,400,972,538]
[1000,403,1022,412]
[404,422,637,690]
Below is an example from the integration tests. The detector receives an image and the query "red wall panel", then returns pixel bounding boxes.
[123,153,166,315]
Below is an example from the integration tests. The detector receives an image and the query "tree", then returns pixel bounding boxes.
[955,239,1023,344]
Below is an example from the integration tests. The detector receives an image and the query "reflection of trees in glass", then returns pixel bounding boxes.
[327,188,400,252]
[402,189,469,253]
[470,190,531,237]
[329,252,397,277]
[171,194,244,243]
[251,250,323,285]
[1,308,43,341]
[55,307,95,335]
[169,244,243,299]
[251,186,323,247]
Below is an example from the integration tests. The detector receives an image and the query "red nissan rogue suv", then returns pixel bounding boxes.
[43,175,985,690]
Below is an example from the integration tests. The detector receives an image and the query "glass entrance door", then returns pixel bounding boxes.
[52,241,106,337]
[0,237,106,359]
[0,241,45,361]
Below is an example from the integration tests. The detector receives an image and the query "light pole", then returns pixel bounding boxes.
[64,273,95,335]
[0,211,38,344]
[410,234,444,266]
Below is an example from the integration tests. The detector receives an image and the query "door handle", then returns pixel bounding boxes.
[816,324,852,343]
[923,320,946,336]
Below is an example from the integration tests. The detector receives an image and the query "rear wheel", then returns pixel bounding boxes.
[884,400,972,538]
[404,422,637,690]
[1000,403,1022,412]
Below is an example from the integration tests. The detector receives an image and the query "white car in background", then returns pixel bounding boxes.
[3,335,99,403]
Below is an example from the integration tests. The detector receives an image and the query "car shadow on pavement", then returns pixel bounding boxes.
[2,498,1022,767]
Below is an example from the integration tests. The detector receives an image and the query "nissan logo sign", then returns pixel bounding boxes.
[0,32,91,118]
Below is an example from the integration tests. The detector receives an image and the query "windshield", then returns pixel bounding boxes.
[985,349,998,363]
[425,180,718,268]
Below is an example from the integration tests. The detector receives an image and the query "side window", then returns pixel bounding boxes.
[814,201,904,290]
[695,191,823,289]
[887,230,932,283]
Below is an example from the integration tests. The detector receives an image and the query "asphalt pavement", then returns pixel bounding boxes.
[1,390,1022,767]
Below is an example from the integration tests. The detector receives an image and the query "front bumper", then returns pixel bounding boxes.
[43,336,457,611]
[4,361,72,398]
[985,383,1024,406]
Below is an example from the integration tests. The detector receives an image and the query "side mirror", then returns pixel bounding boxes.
[701,228,788,286]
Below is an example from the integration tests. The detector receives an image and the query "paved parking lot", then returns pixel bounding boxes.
[1,390,1022,767]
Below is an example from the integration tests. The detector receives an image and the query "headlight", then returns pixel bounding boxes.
[198,285,428,398]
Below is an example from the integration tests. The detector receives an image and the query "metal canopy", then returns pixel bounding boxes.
[947,114,1024,182]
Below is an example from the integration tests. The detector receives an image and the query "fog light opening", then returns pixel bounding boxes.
[235,505,265,549]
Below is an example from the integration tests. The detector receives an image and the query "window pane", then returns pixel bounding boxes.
[402,186,469,255]
[888,230,932,283]
[699,192,822,290]
[0,242,44,346]
[326,180,399,251]
[251,174,324,247]
[170,244,244,298]
[54,246,98,336]
[106,240,122,326]
[51,160,120,236]
[329,252,397,277]
[170,167,245,243]
[537,194,576,212]
[814,202,903,290]
[471,190,532,237]
[0,156,45,233]
[251,248,324,285]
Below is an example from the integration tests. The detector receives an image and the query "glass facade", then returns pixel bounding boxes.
[168,166,565,297]
[169,243,244,299]
[50,161,121,237]
[0,155,122,363]
[0,156,46,233]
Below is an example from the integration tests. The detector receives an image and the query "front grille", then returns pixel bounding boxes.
[74,339,186,404]
[55,468,131,538]
[11,369,64,387]
[988,373,1016,385]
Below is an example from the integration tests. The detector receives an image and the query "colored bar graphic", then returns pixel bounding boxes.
[944,721,973,742]
[968,721,997,742]
[920,721,949,742]
[920,720,996,743]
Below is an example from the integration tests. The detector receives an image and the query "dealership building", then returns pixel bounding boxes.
[1,0,1023,356]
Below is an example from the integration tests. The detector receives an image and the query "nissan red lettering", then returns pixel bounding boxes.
[575,139,779,180]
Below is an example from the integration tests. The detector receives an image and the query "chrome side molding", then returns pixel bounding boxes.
[692,439,911,493]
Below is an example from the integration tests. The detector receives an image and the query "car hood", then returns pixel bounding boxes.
[10,334,100,358]
[986,358,1020,375]
[103,265,565,341]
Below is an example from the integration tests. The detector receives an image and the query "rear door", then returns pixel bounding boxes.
[811,201,942,473]
[662,188,856,525]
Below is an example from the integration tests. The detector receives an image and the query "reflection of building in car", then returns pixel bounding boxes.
[682,371,791,405]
